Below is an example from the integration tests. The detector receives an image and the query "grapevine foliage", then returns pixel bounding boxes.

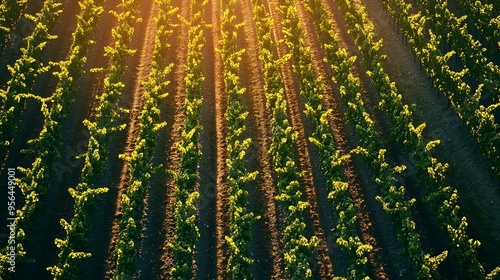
[111,0,176,278]
[277,0,372,278]
[377,0,500,278]
[219,0,260,278]
[168,0,207,278]
[48,0,141,278]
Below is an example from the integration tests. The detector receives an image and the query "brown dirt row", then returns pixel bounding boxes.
[237,0,285,278]
[360,0,500,273]
[157,0,193,277]
[208,0,232,277]
[188,1,224,279]
[194,43,218,280]
[103,0,158,277]
[290,0,405,278]
[80,0,159,278]
[262,0,340,278]
[141,0,191,278]
[193,0,219,278]
[294,0,424,277]
[193,21,218,280]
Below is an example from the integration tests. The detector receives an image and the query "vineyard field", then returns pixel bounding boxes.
[0,0,499,279]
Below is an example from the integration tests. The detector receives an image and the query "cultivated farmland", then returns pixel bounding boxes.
[0,0,499,279]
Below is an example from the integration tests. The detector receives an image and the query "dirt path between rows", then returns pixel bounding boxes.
[102,0,158,278]
[262,0,340,278]
[78,0,158,278]
[193,0,218,276]
[158,0,192,276]
[208,0,231,277]
[140,0,191,278]
[291,0,407,277]
[237,0,284,278]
